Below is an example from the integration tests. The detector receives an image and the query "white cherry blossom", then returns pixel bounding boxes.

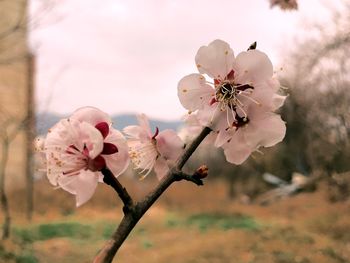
[178,39,283,132]
[178,39,287,164]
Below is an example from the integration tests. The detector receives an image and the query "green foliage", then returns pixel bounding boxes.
[15,253,38,263]
[14,222,93,242]
[14,221,122,243]
[186,212,259,232]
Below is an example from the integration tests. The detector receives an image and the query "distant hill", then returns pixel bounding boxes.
[36,113,182,135]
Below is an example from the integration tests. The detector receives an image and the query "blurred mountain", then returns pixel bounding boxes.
[36,112,182,135]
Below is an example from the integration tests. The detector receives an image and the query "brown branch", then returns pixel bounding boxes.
[101,168,134,214]
[94,126,212,263]
[173,170,204,186]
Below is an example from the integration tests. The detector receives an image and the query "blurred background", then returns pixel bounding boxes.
[1,0,350,262]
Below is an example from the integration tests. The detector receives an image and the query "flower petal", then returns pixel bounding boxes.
[156,129,184,161]
[234,50,273,84]
[71,106,112,126]
[137,114,153,139]
[195,39,235,79]
[80,122,104,159]
[104,128,130,177]
[244,112,286,148]
[154,157,169,181]
[57,170,99,207]
[177,73,214,111]
[222,130,253,165]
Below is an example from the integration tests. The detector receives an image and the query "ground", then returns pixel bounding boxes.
[1,178,350,263]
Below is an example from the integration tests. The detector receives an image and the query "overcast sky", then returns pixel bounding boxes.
[29,0,344,120]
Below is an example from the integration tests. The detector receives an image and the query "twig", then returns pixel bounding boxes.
[173,170,204,186]
[94,126,212,263]
[101,168,134,214]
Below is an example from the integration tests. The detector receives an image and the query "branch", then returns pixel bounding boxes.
[94,126,212,263]
[101,168,134,214]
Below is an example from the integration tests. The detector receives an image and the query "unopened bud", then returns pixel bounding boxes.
[193,165,208,179]
[247,41,257,51]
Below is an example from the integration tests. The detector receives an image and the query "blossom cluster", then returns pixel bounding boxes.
[41,39,286,206]
[178,39,286,164]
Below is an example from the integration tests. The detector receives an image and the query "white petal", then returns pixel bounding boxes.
[71,106,112,126]
[177,73,214,111]
[104,128,130,177]
[156,129,184,161]
[222,130,253,165]
[57,170,99,207]
[234,50,273,84]
[195,39,235,79]
[272,94,287,110]
[137,114,153,138]
[215,127,233,147]
[123,125,144,139]
[196,102,234,132]
[80,122,104,159]
[244,112,286,148]
[154,157,169,181]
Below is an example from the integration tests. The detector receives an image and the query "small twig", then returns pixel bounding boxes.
[101,168,134,214]
[173,170,204,186]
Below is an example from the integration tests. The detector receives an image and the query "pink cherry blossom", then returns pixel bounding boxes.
[123,114,184,180]
[178,39,287,164]
[44,106,129,207]
[178,39,284,132]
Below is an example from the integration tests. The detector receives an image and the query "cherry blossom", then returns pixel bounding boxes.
[44,107,129,206]
[178,39,283,131]
[123,114,184,180]
[178,39,286,164]
[219,110,286,164]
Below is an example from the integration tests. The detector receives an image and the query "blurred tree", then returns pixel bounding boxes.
[279,1,350,176]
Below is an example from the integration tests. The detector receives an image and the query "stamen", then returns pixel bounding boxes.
[239,93,261,106]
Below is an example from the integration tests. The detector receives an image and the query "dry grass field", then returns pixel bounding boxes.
[1,177,350,263]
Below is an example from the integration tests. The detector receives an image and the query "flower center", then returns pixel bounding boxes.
[215,82,238,108]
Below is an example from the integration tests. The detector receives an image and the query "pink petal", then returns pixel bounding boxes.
[137,114,152,138]
[80,122,104,159]
[154,157,169,181]
[244,112,286,148]
[196,103,234,131]
[222,130,253,165]
[234,50,273,84]
[156,129,184,161]
[71,106,112,127]
[195,39,235,79]
[177,73,214,111]
[104,128,130,177]
[272,94,287,110]
[57,170,99,207]
[123,125,144,138]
